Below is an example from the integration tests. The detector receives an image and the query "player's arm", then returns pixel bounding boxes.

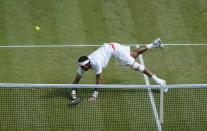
[71,67,84,102]
[92,73,102,97]
[96,73,102,84]
[73,74,82,84]
[70,74,82,102]
[70,74,82,104]
[73,67,85,84]
[88,64,102,102]
[88,73,102,102]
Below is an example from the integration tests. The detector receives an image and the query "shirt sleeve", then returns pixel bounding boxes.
[77,67,85,76]
[94,62,102,75]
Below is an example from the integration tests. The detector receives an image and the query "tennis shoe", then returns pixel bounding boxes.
[152,38,164,48]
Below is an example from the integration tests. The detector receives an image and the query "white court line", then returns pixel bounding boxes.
[138,54,162,131]
[0,43,207,48]
[0,45,100,48]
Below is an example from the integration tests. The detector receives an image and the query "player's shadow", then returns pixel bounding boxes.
[104,81,154,93]
[39,81,161,102]
[40,88,93,100]
[40,88,94,108]
[40,88,71,100]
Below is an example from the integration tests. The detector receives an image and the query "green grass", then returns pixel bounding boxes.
[0,0,207,130]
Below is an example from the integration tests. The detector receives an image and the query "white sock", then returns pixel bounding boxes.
[92,91,98,98]
[152,75,159,82]
[146,43,154,49]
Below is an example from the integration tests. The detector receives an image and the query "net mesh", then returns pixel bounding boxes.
[163,88,207,130]
[0,87,158,131]
[0,85,207,130]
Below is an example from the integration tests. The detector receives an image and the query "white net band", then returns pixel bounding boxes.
[0,83,207,89]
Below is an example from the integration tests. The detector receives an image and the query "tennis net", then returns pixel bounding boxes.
[0,83,206,131]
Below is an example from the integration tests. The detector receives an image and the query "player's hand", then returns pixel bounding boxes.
[88,96,97,102]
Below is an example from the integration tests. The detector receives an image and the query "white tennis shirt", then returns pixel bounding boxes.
[77,43,135,75]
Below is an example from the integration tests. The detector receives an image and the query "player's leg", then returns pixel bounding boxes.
[130,46,148,59]
[130,38,164,59]
[117,43,168,93]
[130,61,152,77]
[130,62,168,92]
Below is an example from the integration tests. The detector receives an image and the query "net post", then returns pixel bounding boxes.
[160,85,164,124]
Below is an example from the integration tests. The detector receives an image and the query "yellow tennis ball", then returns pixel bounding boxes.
[35,26,40,31]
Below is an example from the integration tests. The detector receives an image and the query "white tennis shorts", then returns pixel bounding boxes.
[110,43,135,66]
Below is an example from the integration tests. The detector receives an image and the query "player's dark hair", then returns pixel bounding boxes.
[78,56,89,62]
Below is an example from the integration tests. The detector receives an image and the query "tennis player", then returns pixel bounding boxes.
[71,38,167,104]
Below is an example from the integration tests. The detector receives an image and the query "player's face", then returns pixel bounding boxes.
[80,63,91,71]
